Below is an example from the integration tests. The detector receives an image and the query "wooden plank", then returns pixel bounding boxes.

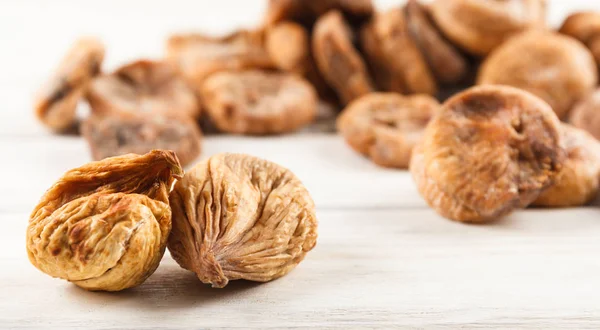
[5,208,600,329]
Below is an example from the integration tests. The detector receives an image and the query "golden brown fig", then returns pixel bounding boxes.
[478,31,598,119]
[313,10,375,104]
[166,30,274,92]
[411,85,564,223]
[569,88,600,140]
[533,124,600,207]
[200,70,317,135]
[168,153,318,288]
[559,12,600,75]
[26,151,183,291]
[429,0,546,56]
[87,60,200,119]
[337,93,439,168]
[264,0,374,27]
[34,37,104,132]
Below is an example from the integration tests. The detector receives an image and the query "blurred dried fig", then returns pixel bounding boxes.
[26,151,183,291]
[87,60,200,119]
[166,30,274,92]
[168,153,318,288]
[82,114,202,167]
[200,70,317,135]
[34,37,104,132]
[313,10,374,104]
[264,0,374,27]
[478,31,598,119]
[560,12,600,75]
[411,85,564,223]
[533,124,600,207]
[429,0,546,56]
[569,88,600,140]
[337,93,439,168]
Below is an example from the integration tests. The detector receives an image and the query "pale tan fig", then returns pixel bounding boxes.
[87,60,200,119]
[34,37,104,132]
[411,85,564,223]
[560,12,600,75]
[337,93,439,168]
[200,70,317,135]
[313,10,375,104]
[168,153,318,288]
[533,124,600,207]
[166,30,274,92]
[360,7,437,95]
[478,31,598,119]
[81,114,202,167]
[26,151,183,291]
[569,88,600,140]
[429,0,546,56]
[264,0,374,27]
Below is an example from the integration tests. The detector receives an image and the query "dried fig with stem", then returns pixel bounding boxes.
[200,70,317,135]
[429,0,546,56]
[264,0,374,27]
[82,114,202,167]
[560,12,600,75]
[34,37,104,132]
[87,60,200,119]
[478,31,598,119]
[312,10,375,104]
[26,151,183,291]
[337,93,439,168]
[533,124,600,207]
[168,153,318,288]
[411,85,565,223]
[569,88,600,141]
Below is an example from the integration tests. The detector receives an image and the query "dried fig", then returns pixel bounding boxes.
[410,85,564,223]
[405,0,468,85]
[569,88,600,140]
[360,7,437,95]
[87,60,200,119]
[200,70,317,135]
[559,12,600,75]
[168,153,318,288]
[478,31,598,119]
[312,10,375,104]
[166,30,274,92]
[429,0,546,56]
[264,0,374,27]
[34,37,104,132]
[81,114,202,167]
[533,124,600,207]
[337,93,439,168]
[26,151,183,291]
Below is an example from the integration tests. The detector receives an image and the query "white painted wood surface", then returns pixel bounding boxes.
[2,1,600,329]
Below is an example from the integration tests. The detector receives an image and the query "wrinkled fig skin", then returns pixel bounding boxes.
[200,70,317,135]
[35,37,104,132]
[560,12,600,75]
[429,0,546,56]
[411,85,565,223]
[337,93,439,168]
[478,31,598,119]
[533,124,600,208]
[360,8,437,95]
[26,151,183,291]
[166,31,274,92]
[569,89,600,141]
[405,0,468,85]
[312,10,375,104]
[81,114,202,167]
[87,60,200,119]
[264,0,374,27]
[168,153,318,288]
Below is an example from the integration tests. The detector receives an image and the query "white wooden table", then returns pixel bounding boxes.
[2,1,600,329]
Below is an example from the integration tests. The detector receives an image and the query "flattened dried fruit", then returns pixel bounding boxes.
[264,0,374,27]
[166,31,274,92]
[569,89,600,140]
[337,93,439,168]
[411,85,564,223]
[405,0,468,85]
[82,114,202,167]
[26,151,183,291]
[560,12,600,75]
[533,124,600,207]
[34,37,104,132]
[168,153,318,288]
[429,0,546,56]
[313,10,374,104]
[478,31,597,119]
[87,60,200,119]
[200,70,317,135]
[360,7,437,95]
